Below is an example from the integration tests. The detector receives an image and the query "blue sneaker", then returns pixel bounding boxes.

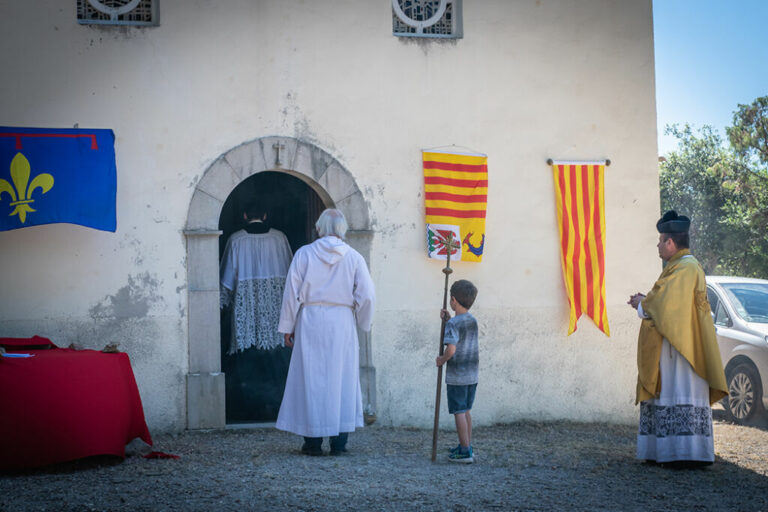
[448,446,474,464]
[448,444,472,456]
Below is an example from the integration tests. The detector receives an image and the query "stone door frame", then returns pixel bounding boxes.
[184,136,375,429]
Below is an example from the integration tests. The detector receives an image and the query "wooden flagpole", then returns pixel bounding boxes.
[431,233,454,462]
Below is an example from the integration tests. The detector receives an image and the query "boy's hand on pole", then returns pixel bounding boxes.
[440,309,451,321]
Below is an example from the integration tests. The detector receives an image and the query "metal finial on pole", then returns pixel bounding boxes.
[431,232,455,462]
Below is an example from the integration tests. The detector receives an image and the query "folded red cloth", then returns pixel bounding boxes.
[0,335,55,349]
[143,451,180,460]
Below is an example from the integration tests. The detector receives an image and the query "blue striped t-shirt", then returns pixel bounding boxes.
[444,312,479,385]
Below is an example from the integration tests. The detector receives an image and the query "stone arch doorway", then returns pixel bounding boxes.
[218,171,326,423]
[184,136,374,429]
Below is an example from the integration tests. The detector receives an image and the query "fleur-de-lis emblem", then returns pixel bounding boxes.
[0,153,54,224]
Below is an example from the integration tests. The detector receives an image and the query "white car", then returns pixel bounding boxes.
[706,275,768,424]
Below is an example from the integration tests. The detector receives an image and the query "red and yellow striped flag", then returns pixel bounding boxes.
[424,150,487,262]
[552,161,609,336]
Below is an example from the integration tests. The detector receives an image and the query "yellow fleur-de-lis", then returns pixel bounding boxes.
[0,153,54,224]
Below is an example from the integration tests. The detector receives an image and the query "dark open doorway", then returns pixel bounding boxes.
[218,171,327,423]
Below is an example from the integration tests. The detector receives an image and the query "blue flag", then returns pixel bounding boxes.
[0,127,116,232]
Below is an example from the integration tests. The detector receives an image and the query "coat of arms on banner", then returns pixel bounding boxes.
[427,224,461,260]
[423,149,487,262]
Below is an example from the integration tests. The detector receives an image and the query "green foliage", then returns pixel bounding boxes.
[660,113,768,278]
[727,96,768,165]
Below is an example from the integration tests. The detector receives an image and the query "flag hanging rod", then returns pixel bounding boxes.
[547,159,611,166]
[423,144,487,157]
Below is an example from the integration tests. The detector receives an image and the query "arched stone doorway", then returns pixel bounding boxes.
[184,136,374,429]
[219,171,325,423]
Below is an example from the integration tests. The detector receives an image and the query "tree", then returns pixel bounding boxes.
[728,96,768,165]
[660,124,737,273]
[659,122,768,278]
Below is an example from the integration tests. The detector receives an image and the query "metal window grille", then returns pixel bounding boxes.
[77,0,158,26]
[392,0,462,39]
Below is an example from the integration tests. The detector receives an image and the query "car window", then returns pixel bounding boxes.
[714,301,731,327]
[706,287,719,313]
[721,283,768,324]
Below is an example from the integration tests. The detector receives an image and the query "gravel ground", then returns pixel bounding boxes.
[3,411,768,512]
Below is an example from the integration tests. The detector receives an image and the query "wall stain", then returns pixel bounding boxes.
[396,34,460,56]
[277,91,343,162]
[87,24,150,41]
[89,272,163,323]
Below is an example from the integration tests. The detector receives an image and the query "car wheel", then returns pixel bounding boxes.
[724,363,765,424]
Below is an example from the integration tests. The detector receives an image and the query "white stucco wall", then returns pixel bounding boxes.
[0,0,660,431]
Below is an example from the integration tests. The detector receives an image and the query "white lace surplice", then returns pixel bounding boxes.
[220,228,293,354]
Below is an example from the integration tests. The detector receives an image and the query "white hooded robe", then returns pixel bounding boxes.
[275,236,375,437]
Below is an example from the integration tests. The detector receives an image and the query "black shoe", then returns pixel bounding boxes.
[329,432,348,455]
[300,443,323,456]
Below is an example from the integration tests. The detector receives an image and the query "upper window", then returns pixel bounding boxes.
[77,0,158,26]
[392,0,463,39]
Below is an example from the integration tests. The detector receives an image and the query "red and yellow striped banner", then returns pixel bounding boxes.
[552,162,609,336]
[424,150,487,262]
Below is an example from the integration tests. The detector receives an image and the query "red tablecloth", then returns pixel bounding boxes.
[0,336,152,471]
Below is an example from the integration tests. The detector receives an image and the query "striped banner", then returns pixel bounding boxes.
[552,161,609,336]
[424,150,487,262]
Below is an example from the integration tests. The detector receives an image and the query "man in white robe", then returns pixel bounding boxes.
[220,204,293,354]
[276,209,375,455]
[628,210,727,467]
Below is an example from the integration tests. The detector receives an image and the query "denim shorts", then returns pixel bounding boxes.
[447,383,477,414]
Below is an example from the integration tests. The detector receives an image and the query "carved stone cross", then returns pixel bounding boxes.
[272,142,285,168]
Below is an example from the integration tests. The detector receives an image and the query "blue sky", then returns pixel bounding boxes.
[653,0,768,155]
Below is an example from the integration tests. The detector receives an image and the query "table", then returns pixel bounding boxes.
[0,336,153,471]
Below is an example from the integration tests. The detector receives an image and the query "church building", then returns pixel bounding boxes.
[0,1,662,432]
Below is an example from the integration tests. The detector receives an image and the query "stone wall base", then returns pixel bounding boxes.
[187,372,226,429]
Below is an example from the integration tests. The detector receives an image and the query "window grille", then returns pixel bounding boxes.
[77,0,158,26]
[392,0,462,39]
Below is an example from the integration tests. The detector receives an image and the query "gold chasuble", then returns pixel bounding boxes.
[636,250,727,404]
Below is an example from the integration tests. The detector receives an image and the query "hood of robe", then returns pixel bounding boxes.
[311,236,349,265]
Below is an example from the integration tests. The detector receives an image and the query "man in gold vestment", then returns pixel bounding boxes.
[628,210,727,467]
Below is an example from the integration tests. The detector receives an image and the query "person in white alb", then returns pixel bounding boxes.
[276,209,375,456]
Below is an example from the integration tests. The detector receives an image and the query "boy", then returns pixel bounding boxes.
[435,279,479,463]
